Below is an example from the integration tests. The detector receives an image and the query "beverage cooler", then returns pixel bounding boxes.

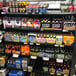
[0,0,76,76]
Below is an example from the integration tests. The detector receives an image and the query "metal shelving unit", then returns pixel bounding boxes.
[0,0,76,76]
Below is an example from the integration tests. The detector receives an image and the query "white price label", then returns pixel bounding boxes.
[30,56,37,59]
[55,45,59,47]
[56,59,63,63]
[60,45,64,47]
[42,57,49,61]
[1,12,6,14]
[63,30,68,32]
[13,54,19,58]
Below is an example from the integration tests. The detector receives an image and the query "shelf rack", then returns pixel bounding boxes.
[0,0,76,76]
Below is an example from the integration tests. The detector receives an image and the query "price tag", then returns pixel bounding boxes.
[30,56,37,59]
[24,43,27,44]
[13,54,19,58]
[24,70,27,71]
[42,57,49,61]
[63,30,68,32]
[30,43,34,45]
[50,73,54,75]
[56,59,63,63]
[36,43,40,45]
[1,12,6,14]
[57,73,61,75]
[60,45,64,47]
[55,45,59,47]
[41,28,44,31]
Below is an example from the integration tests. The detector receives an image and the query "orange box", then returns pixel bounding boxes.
[21,45,30,56]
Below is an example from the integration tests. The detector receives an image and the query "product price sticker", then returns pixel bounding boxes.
[36,43,40,45]
[42,57,49,61]
[24,70,27,72]
[63,30,68,32]
[50,72,55,75]
[24,43,27,44]
[60,45,64,47]
[30,43,34,45]
[56,59,63,63]
[55,44,59,47]
[57,73,61,76]
[30,56,37,59]
[12,54,19,58]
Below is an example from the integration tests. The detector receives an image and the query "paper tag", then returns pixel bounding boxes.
[1,12,6,14]
[24,43,27,44]
[24,70,27,71]
[30,56,37,59]
[36,43,40,45]
[55,45,59,47]
[57,73,61,75]
[60,45,64,47]
[30,43,34,45]
[63,30,68,32]
[56,59,63,63]
[48,3,60,9]
[50,73,54,75]
[42,57,49,61]
[13,54,19,58]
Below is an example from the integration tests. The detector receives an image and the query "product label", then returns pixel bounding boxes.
[56,35,62,45]
[63,35,75,46]
[55,54,64,59]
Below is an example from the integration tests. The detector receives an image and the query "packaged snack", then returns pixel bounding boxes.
[63,68,69,75]
[22,58,29,71]
[51,18,62,30]
[63,34,75,46]
[3,17,7,29]
[49,67,55,74]
[28,33,36,44]
[12,32,19,42]
[41,33,46,43]
[56,34,62,45]
[36,33,41,43]
[14,17,21,28]
[0,55,7,67]
[4,32,13,41]
[33,19,40,29]
[19,33,27,44]
[56,68,63,76]
[21,18,27,29]
[36,33,46,43]
[21,45,30,56]
[63,21,75,30]
[47,34,56,44]
[41,17,51,30]
[12,44,21,55]
[11,17,15,28]
[27,18,34,29]
[6,17,12,28]
[5,44,12,54]
[15,58,22,69]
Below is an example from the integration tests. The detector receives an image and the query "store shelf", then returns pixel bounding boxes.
[0,28,75,33]
[5,41,74,48]
[7,67,23,71]
[1,12,76,15]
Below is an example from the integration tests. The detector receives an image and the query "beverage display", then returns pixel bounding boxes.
[3,1,48,14]
[0,0,76,76]
[3,16,76,30]
[4,32,75,46]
